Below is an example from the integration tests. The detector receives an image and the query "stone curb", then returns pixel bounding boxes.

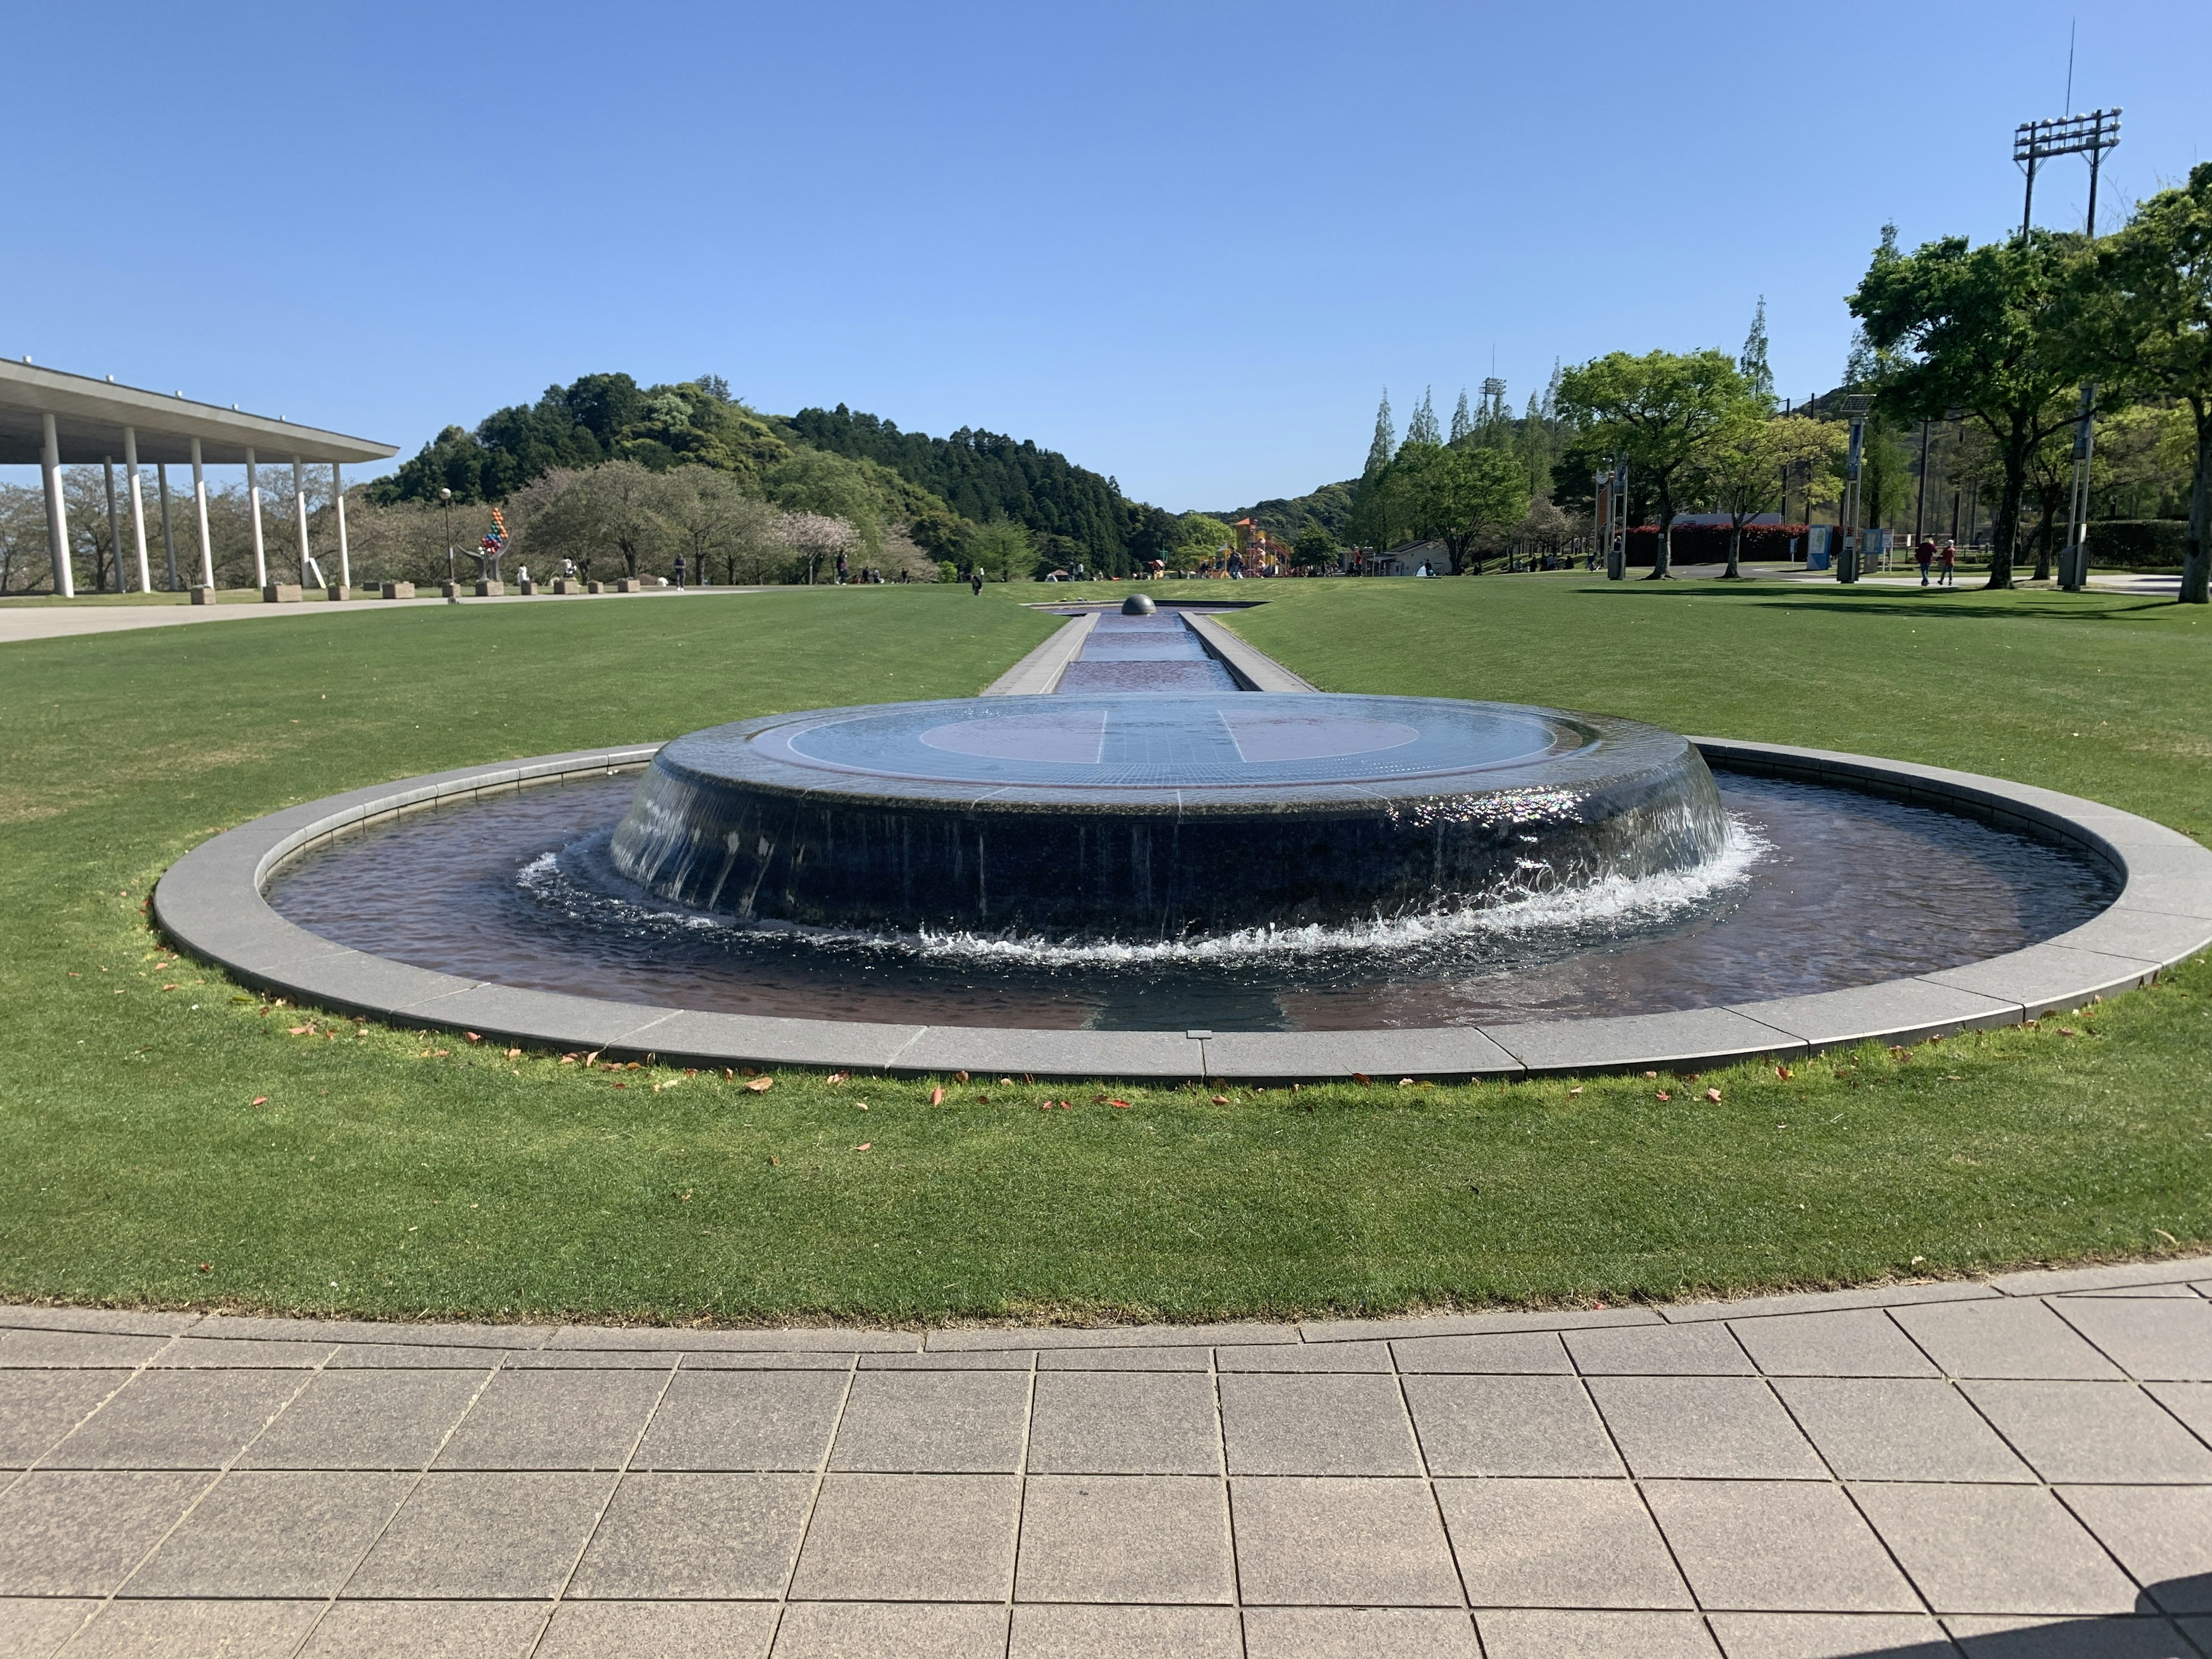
[978,612,1097,695]
[7,1253,2206,1347]
[151,740,2212,1081]
[1180,612,1319,691]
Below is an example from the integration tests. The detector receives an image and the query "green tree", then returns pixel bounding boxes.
[1363,391,1395,479]
[1692,414,1837,578]
[1406,387,1442,447]
[1740,298,1775,401]
[1555,349,1759,578]
[1449,389,1472,445]
[2087,161,2212,603]
[1293,526,1338,571]
[964,520,1035,582]
[1850,229,2092,589]
[1175,514,1236,569]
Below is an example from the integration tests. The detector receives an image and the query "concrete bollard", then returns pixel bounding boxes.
[190,587,216,606]
[476,580,504,597]
[262,584,302,604]
[380,581,415,600]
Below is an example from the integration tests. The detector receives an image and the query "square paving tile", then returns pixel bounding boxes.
[67,1599,324,1658]
[1729,1310,1941,1377]
[302,1599,548,1656]
[567,1472,812,1599]
[788,1474,1018,1601]
[0,1471,209,1596]
[1706,1612,1957,1657]
[0,1370,126,1466]
[1476,1610,1719,1657]
[1943,1614,2196,1657]
[1219,1373,1420,1475]
[0,1599,97,1657]
[433,1369,666,1470]
[1009,1605,1240,1657]
[827,1372,1028,1474]
[1586,1377,1824,1479]
[1771,1379,2033,1482]
[1391,1332,1571,1374]
[324,1343,515,1369]
[539,1600,778,1657]
[43,1369,302,1468]
[1963,1381,2212,1483]
[1013,1475,1232,1604]
[1642,1480,1920,1612]
[1891,1301,2123,1380]
[1566,1322,1753,1375]
[1402,1375,1623,1476]
[1242,1608,1479,1658]
[539,1600,778,1658]
[1230,1476,1462,1606]
[126,1470,414,1597]
[1027,1372,1219,1475]
[1851,1482,2141,1615]
[1434,1477,1690,1609]
[242,1369,488,1469]
[1216,1341,1392,1372]
[2058,1486,2212,1615]
[0,1330,171,1369]
[769,1602,1007,1659]
[856,1351,1034,1370]
[632,1370,847,1472]
[2052,1298,2212,1381]
[343,1470,615,1599]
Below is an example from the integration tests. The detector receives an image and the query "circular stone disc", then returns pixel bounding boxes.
[610,694,1727,937]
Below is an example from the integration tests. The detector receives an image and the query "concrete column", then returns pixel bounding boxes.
[245,447,267,588]
[332,461,350,590]
[156,465,179,591]
[40,411,74,597]
[191,440,215,590]
[123,427,151,593]
[103,459,122,592]
[291,455,311,585]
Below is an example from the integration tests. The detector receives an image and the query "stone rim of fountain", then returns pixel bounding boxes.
[152,741,2212,1080]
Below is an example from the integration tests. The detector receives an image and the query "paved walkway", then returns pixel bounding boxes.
[3,1259,2209,1657]
[0,588,791,647]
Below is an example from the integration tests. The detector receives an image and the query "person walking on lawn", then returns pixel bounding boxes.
[1916,539,1936,586]
[1938,540,1957,586]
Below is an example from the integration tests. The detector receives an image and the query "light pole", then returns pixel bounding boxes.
[1838,396,1870,585]
[440,487,456,601]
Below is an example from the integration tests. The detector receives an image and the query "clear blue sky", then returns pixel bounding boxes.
[7,1,2206,512]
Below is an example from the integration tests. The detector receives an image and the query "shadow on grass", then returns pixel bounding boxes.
[1570,583,2183,627]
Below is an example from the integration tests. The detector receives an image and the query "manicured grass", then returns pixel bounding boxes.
[0,576,2206,1325]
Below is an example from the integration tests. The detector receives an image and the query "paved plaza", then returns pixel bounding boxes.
[2,1259,2210,1657]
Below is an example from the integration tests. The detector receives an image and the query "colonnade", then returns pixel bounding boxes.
[37,419,351,600]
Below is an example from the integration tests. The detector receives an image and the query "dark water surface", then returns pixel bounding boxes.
[266,772,2115,1032]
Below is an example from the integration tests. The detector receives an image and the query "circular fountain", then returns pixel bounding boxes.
[605,694,1729,938]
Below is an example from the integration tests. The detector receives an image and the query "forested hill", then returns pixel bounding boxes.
[787,405,1169,571]
[1206,480,1361,543]
[370,374,1183,574]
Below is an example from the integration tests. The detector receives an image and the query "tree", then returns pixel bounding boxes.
[1692,414,1836,578]
[778,510,857,585]
[964,519,1035,582]
[1850,229,2092,589]
[1368,444,1528,574]
[656,468,751,584]
[1293,526,1338,571]
[1175,514,1236,570]
[1449,389,1472,445]
[1406,387,1442,448]
[2088,161,2212,603]
[1363,391,1395,479]
[1740,298,1775,400]
[1555,349,1759,578]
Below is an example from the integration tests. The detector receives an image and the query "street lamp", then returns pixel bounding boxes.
[1838,396,1870,585]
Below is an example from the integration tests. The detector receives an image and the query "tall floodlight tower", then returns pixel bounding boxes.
[2014,108,2120,592]
[1604,463,1629,581]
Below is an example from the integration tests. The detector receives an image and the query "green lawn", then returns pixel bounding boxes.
[1,576,2207,1326]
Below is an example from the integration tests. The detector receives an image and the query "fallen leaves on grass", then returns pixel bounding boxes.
[854,1142,872,1152]
[249,1096,267,1107]
[954,1070,969,1082]
[465,1032,482,1043]
[198,1263,211,1273]
[1568,1085,1583,1096]
[1656,1090,1672,1102]
[506,1048,521,1059]
[1211,1095,1229,1105]
[1775,1064,1794,1080]
[1108,1099,1131,1109]
[929,1086,945,1105]
[1706,1088,1722,1103]
[827,1072,849,1085]
[768,1155,781,1166]
[287,1025,311,1035]
[744,1076,774,1093]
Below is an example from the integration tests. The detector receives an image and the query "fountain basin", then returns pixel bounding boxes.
[606,694,1729,938]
